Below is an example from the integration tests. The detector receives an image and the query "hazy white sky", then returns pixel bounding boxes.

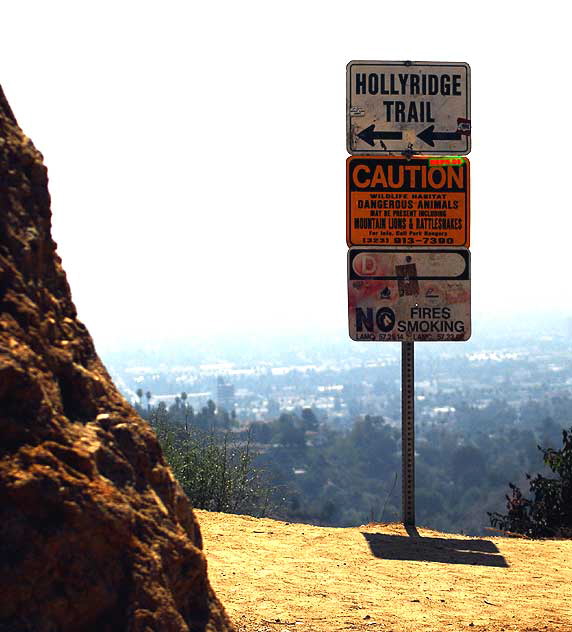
[1,1,570,351]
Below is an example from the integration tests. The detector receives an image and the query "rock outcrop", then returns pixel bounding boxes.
[0,85,234,632]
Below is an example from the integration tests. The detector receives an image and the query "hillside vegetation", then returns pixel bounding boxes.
[143,400,570,536]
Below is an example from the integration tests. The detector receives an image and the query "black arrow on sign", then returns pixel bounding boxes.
[417,125,461,147]
[357,124,403,146]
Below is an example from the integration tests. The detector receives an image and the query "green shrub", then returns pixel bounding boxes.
[488,427,572,538]
[150,405,278,517]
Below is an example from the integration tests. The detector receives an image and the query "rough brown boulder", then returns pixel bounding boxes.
[0,85,234,632]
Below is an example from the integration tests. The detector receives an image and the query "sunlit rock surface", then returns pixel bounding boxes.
[0,85,234,632]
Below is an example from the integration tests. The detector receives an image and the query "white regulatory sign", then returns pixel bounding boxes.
[347,60,471,155]
[348,248,471,342]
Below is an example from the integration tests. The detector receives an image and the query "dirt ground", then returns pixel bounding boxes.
[196,510,572,632]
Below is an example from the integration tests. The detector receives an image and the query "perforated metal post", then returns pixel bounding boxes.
[401,341,415,526]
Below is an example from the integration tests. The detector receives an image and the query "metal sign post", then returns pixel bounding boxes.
[346,59,471,530]
[401,341,415,526]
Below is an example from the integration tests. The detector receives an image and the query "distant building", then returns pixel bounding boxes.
[216,376,235,411]
[267,398,280,418]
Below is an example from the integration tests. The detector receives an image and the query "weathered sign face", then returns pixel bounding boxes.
[348,248,471,342]
[346,155,470,247]
[347,60,471,155]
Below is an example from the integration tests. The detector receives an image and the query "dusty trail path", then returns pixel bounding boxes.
[196,510,572,632]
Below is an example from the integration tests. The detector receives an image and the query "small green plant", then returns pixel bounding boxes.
[150,404,278,517]
[488,427,572,538]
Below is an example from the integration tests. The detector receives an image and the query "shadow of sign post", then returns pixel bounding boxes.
[362,530,508,567]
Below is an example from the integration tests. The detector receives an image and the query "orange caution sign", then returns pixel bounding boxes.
[346,156,470,247]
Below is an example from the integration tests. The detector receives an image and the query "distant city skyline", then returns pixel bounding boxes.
[107,325,572,434]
